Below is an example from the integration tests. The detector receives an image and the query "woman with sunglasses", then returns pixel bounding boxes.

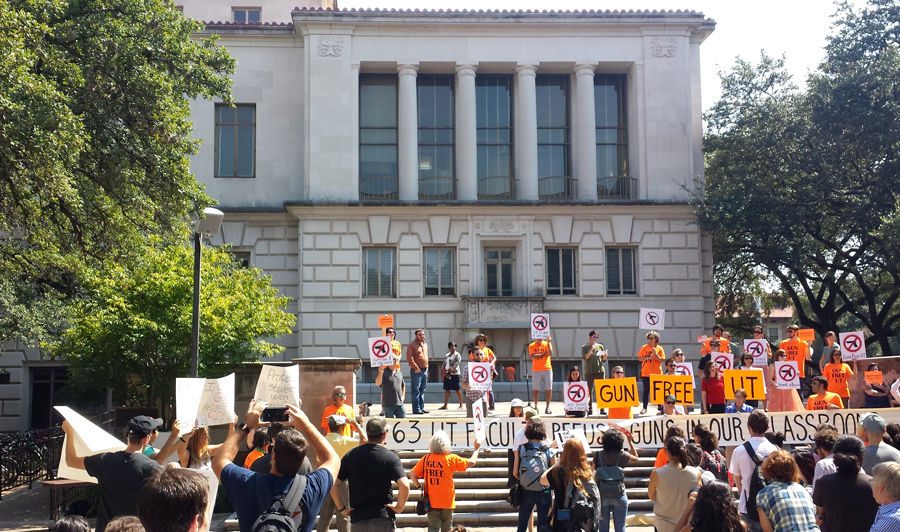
[737,353,764,409]
[766,349,804,412]
[637,331,666,415]
[663,357,677,376]
[607,366,633,420]
[822,345,854,408]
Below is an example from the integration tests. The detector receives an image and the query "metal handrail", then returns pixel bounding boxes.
[418,176,456,200]
[597,175,638,200]
[359,175,399,201]
[538,176,576,200]
[477,176,517,200]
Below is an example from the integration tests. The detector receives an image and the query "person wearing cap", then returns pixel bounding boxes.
[859,412,900,475]
[334,417,410,530]
[316,415,367,532]
[528,334,555,415]
[779,324,811,397]
[439,341,464,410]
[61,415,178,531]
[582,330,608,413]
[213,400,339,532]
[140,417,164,458]
[321,386,356,436]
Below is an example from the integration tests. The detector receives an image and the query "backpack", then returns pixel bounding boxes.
[742,442,768,523]
[554,479,600,532]
[252,474,308,532]
[702,449,729,483]
[593,450,626,499]
[518,443,550,492]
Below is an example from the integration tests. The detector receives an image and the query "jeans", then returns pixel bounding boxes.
[741,513,763,532]
[641,376,651,409]
[517,489,551,532]
[382,404,406,418]
[315,483,349,532]
[599,494,628,532]
[427,508,453,532]
[412,370,428,413]
[351,517,395,532]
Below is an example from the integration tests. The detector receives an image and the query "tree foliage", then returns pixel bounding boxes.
[697,0,899,354]
[0,0,234,344]
[48,241,296,418]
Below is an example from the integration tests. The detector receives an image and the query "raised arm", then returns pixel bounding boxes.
[213,403,262,479]
[61,420,86,470]
[152,420,184,465]
[287,404,340,483]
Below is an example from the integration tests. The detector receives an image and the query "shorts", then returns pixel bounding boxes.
[533,370,553,391]
[443,374,460,391]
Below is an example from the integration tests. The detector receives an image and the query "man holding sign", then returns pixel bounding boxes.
[529,334,555,415]
[461,347,490,417]
[376,360,406,419]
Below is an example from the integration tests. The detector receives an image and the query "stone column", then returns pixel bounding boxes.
[455,64,478,201]
[398,64,419,201]
[574,64,598,200]
[515,64,538,200]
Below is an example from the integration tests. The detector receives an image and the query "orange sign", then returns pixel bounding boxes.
[798,328,815,343]
[864,370,883,385]
[377,314,394,334]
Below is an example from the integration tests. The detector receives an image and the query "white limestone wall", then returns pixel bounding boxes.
[179,0,331,24]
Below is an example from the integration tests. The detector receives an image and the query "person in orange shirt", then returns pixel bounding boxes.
[638,331,665,415]
[699,324,731,357]
[411,431,481,531]
[529,335,554,415]
[822,345,854,406]
[806,376,844,410]
[320,386,355,436]
[653,426,686,468]
[779,324,811,396]
[606,366,634,420]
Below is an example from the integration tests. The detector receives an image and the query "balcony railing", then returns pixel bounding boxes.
[419,176,456,200]
[477,176,517,200]
[359,175,399,201]
[597,176,638,200]
[538,176,576,200]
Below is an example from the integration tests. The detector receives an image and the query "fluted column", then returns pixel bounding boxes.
[455,64,477,201]
[398,64,418,201]
[574,64,598,200]
[515,64,538,200]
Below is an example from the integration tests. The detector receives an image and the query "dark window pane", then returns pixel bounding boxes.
[607,248,621,294]
[594,75,628,181]
[236,125,254,177]
[217,125,235,177]
[476,75,513,187]
[486,263,498,295]
[622,248,635,294]
[215,104,255,178]
[361,75,399,193]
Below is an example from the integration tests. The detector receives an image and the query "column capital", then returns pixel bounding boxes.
[397,64,418,76]
[455,64,477,77]
[515,64,538,77]
[574,63,596,76]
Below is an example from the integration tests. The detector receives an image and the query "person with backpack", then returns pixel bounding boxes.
[648,436,701,532]
[754,449,818,531]
[513,420,556,532]
[594,426,639,532]
[540,438,600,532]
[691,424,728,483]
[728,409,778,532]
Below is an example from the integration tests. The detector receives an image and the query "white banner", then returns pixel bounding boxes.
[530,313,551,339]
[467,362,493,391]
[839,331,866,360]
[673,362,694,376]
[639,308,665,330]
[564,381,590,412]
[744,339,769,366]
[54,406,126,483]
[711,351,734,372]
[253,364,300,406]
[368,336,395,368]
[775,361,801,389]
[472,398,486,443]
[381,409,900,450]
[176,373,235,431]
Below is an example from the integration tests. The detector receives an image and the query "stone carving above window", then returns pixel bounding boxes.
[317,37,344,57]
[650,37,677,58]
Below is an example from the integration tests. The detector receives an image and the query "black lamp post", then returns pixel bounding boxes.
[191,207,224,378]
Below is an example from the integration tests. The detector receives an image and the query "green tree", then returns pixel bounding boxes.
[47,240,296,419]
[696,0,899,355]
[0,0,234,344]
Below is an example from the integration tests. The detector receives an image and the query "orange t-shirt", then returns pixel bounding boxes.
[320,403,355,436]
[529,341,552,372]
[654,448,667,469]
[390,340,403,370]
[806,392,844,410]
[412,453,470,509]
[823,362,853,397]
[700,337,731,356]
[638,344,666,377]
[244,448,265,469]
[607,407,633,420]
[779,338,810,378]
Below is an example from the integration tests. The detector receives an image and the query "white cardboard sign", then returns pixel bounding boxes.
[554,427,592,454]
[530,313,551,339]
[564,381,590,412]
[472,398,486,443]
[639,308,665,330]
[467,362,493,392]
[175,373,235,431]
[54,406,127,483]
[743,339,769,366]
[839,331,866,360]
[774,361,800,389]
[710,351,734,372]
[253,364,300,406]
[673,362,694,376]
[368,336,395,368]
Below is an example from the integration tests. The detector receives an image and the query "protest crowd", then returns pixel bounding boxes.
[48,323,900,532]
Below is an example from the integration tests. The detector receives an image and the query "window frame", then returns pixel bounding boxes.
[362,247,397,298]
[484,247,515,297]
[476,74,515,198]
[214,103,256,178]
[423,247,456,297]
[546,247,577,296]
[417,74,456,200]
[594,74,629,180]
[359,74,400,200]
[535,74,571,179]
[606,247,637,296]
[232,7,261,23]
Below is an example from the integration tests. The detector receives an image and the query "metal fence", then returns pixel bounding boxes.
[0,410,114,499]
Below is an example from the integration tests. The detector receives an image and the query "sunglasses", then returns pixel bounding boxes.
[334,393,346,397]
[613,370,623,374]
[665,401,676,405]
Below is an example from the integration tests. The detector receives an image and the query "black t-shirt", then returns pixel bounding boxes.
[698,354,711,374]
[812,471,878,532]
[338,443,405,522]
[84,450,161,531]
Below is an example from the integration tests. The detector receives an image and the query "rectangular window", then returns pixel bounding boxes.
[485,248,515,296]
[536,75,571,199]
[595,75,632,198]
[232,7,261,23]
[476,75,514,199]
[606,247,636,295]
[767,327,779,344]
[417,75,455,200]
[215,104,255,178]
[423,247,455,296]
[359,75,399,200]
[363,248,396,298]
[231,251,252,268]
[546,248,577,295]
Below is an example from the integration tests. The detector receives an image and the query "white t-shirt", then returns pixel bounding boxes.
[812,455,836,492]
[728,436,778,514]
